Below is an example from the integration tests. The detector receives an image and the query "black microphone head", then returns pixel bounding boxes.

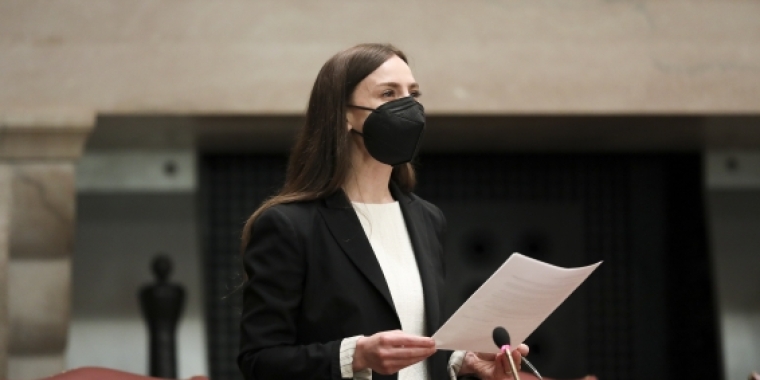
[492,326,511,348]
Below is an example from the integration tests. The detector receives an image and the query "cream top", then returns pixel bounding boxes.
[352,201,428,380]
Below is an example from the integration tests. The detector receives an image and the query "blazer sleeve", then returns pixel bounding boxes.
[237,206,343,380]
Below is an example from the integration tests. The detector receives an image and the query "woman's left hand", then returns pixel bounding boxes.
[458,344,529,380]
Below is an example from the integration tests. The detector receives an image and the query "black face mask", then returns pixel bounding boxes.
[348,96,426,166]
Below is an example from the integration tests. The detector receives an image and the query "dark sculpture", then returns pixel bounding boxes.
[139,254,185,379]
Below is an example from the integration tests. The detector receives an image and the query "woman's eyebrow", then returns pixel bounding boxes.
[375,82,420,89]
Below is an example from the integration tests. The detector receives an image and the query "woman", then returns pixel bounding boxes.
[238,43,528,380]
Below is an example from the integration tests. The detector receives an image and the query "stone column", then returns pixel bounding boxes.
[0,108,95,380]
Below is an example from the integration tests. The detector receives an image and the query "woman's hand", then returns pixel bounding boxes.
[459,344,529,380]
[353,330,437,375]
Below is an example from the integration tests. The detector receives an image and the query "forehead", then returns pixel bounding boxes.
[362,55,417,86]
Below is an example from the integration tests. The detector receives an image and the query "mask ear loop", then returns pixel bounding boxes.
[347,104,373,135]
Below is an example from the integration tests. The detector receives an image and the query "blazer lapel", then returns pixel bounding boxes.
[318,190,397,316]
[390,184,441,337]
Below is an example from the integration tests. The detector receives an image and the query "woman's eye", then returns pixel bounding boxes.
[382,90,395,98]
[411,91,422,98]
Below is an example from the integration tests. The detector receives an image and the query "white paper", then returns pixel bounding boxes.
[432,253,601,353]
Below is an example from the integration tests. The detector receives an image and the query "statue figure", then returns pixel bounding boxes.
[139,254,185,379]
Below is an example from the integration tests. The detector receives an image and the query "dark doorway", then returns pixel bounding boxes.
[200,153,721,380]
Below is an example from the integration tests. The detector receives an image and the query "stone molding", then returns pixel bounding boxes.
[0,108,96,161]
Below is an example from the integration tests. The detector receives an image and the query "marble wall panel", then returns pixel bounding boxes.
[9,163,75,260]
[8,258,70,356]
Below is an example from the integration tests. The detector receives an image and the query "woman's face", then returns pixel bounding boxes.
[347,55,421,133]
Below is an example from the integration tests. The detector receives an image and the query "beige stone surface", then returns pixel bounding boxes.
[0,165,11,380]
[0,110,93,379]
[9,163,75,260]
[8,354,65,380]
[0,109,96,160]
[1,0,759,114]
[8,258,70,356]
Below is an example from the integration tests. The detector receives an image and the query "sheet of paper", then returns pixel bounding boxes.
[432,252,601,353]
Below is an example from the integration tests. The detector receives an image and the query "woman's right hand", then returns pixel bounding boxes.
[353,330,437,375]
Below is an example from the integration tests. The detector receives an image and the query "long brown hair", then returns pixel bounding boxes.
[241,43,417,249]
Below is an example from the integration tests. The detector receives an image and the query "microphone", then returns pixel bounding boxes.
[492,326,511,348]
[492,327,542,380]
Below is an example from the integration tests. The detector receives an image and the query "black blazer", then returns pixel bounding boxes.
[238,184,453,380]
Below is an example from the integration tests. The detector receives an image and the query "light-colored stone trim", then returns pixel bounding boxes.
[0,108,94,380]
[0,109,96,160]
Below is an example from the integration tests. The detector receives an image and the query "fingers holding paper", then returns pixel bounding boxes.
[353,330,436,375]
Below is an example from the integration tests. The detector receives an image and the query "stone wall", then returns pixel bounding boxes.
[1,0,759,114]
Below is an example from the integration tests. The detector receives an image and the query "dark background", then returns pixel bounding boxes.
[201,153,721,380]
